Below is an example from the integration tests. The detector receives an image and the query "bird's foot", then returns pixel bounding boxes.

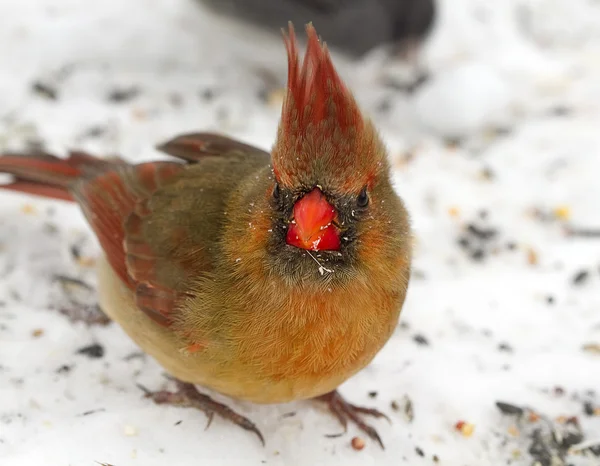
[138,380,264,445]
[316,390,390,449]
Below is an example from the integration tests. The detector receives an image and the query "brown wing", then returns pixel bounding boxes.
[0,133,270,327]
[72,162,187,326]
[156,132,270,161]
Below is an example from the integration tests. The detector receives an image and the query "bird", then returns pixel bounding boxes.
[199,0,436,58]
[0,23,412,448]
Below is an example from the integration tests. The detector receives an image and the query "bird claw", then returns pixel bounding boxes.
[316,390,388,449]
[138,380,265,446]
[204,411,214,431]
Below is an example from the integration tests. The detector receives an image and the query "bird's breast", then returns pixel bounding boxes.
[222,279,403,403]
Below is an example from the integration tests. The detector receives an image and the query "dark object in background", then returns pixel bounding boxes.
[199,0,436,57]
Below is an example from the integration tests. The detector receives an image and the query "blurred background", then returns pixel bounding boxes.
[1,1,600,465]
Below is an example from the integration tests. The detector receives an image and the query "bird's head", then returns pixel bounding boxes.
[261,23,410,285]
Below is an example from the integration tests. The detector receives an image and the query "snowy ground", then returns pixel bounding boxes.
[1,0,600,465]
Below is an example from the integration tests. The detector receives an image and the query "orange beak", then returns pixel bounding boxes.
[286,188,341,251]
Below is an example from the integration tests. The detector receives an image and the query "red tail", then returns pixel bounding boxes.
[0,151,119,201]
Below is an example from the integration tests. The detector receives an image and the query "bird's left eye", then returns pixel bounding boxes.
[357,187,369,207]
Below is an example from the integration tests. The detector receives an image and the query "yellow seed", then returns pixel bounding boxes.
[131,108,147,120]
[21,204,37,215]
[460,423,475,437]
[582,343,600,354]
[553,206,571,220]
[527,248,539,266]
[351,436,365,451]
[448,206,460,218]
[77,256,96,267]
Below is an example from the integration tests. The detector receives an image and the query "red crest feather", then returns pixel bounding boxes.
[281,23,361,136]
[272,23,383,192]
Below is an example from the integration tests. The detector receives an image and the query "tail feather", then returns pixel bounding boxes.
[0,151,119,202]
[0,180,75,201]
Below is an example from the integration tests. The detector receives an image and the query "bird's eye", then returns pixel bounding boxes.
[272,183,280,200]
[357,187,369,207]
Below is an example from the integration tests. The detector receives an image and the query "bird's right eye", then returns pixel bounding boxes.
[357,186,369,207]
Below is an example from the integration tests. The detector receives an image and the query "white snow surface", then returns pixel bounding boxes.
[1,0,600,465]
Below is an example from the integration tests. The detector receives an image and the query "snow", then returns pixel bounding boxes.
[413,61,512,137]
[1,0,600,465]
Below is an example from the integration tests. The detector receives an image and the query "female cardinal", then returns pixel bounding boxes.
[0,24,412,447]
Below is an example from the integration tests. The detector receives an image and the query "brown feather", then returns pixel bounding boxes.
[272,23,385,193]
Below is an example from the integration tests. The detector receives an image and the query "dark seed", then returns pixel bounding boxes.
[107,86,140,103]
[561,430,584,448]
[80,408,105,416]
[70,244,81,260]
[467,223,497,240]
[415,447,425,457]
[549,105,572,117]
[566,228,600,238]
[412,334,429,346]
[457,236,470,248]
[52,274,93,291]
[444,137,463,149]
[498,343,513,353]
[492,126,513,137]
[76,343,104,359]
[584,401,596,416]
[31,81,58,100]
[481,166,495,180]
[496,401,524,416]
[56,364,72,374]
[169,93,183,107]
[82,126,107,138]
[572,270,589,285]
[368,391,378,399]
[471,249,485,261]
[376,98,392,114]
[201,88,215,101]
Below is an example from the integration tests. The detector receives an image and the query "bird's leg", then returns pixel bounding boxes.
[138,380,264,445]
[315,390,390,449]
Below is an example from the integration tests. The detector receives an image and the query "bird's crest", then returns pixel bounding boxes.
[272,23,382,191]
[280,23,361,138]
